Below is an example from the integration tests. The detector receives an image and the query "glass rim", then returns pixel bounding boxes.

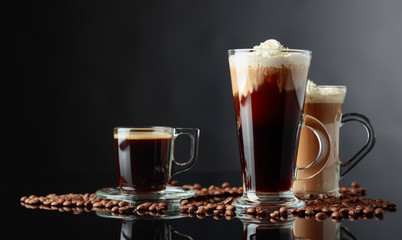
[114,126,172,131]
[311,85,347,89]
[228,48,312,55]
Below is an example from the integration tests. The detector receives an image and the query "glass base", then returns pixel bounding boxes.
[96,186,195,204]
[233,190,305,214]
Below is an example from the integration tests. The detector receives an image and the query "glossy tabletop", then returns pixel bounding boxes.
[11,172,401,239]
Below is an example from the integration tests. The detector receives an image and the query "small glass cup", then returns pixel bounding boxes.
[293,85,375,198]
[96,126,200,202]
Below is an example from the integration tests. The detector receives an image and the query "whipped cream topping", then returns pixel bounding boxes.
[229,39,311,68]
[253,39,285,51]
[229,39,311,97]
[305,80,346,103]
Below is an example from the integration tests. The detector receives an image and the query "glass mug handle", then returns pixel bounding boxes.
[340,113,376,177]
[171,128,200,177]
[296,115,331,180]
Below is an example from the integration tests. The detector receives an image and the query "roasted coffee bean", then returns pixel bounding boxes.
[363,207,374,215]
[374,208,384,216]
[279,207,288,216]
[226,205,236,211]
[290,208,298,216]
[351,181,360,188]
[93,202,104,208]
[225,210,235,216]
[315,212,327,220]
[148,203,159,212]
[221,182,230,188]
[270,211,279,218]
[62,200,72,207]
[331,211,343,219]
[136,204,148,211]
[247,207,256,214]
[305,208,315,217]
[222,196,234,205]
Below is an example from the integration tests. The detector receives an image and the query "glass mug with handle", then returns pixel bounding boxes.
[293,81,375,198]
[228,40,331,212]
[96,126,200,202]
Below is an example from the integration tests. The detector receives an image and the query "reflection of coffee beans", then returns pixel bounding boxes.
[114,132,172,193]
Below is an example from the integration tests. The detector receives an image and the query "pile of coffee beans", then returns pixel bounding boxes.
[20,181,396,222]
[20,193,167,217]
[245,182,396,222]
[180,181,243,199]
[178,196,237,220]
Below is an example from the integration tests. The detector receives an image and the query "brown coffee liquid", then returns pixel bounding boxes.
[294,102,343,193]
[114,133,172,193]
[233,66,306,193]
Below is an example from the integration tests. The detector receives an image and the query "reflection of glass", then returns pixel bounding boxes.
[293,218,357,240]
[241,218,300,240]
[119,219,193,240]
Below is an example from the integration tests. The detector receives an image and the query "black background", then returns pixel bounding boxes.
[10,1,402,238]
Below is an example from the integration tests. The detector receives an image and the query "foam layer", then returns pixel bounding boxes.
[305,80,346,103]
[114,132,172,140]
[229,39,311,97]
[229,39,311,68]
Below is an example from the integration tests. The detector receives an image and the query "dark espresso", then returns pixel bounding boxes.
[232,65,308,193]
[114,132,172,193]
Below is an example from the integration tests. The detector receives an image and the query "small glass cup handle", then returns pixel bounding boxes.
[296,115,331,180]
[171,128,200,177]
[340,113,376,177]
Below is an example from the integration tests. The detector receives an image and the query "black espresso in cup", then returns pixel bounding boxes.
[114,127,199,194]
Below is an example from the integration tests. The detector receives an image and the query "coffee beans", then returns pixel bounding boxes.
[287,182,396,222]
[19,193,170,217]
[20,181,396,222]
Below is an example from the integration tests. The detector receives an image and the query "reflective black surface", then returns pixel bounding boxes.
[11,172,401,239]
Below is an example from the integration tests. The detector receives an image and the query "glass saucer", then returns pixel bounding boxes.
[95,206,186,220]
[96,186,195,204]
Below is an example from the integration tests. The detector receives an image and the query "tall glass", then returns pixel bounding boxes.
[228,48,330,212]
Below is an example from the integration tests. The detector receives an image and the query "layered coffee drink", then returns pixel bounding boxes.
[114,131,172,193]
[294,80,346,195]
[229,40,311,194]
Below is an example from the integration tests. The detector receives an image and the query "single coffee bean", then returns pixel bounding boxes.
[118,201,128,207]
[290,208,298,215]
[305,209,315,216]
[315,212,327,220]
[279,207,288,216]
[270,211,279,218]
[148,203,159,212]
[351,181,360,188]
[221,182,230,188]
[226,205,236,211]
[247,207,256,214]
[93,202,104,208]
[136,204,148,211]
[225,210,235,216]
[331,211,343,219]
[374,208,384,216]
[223,196,234,205]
